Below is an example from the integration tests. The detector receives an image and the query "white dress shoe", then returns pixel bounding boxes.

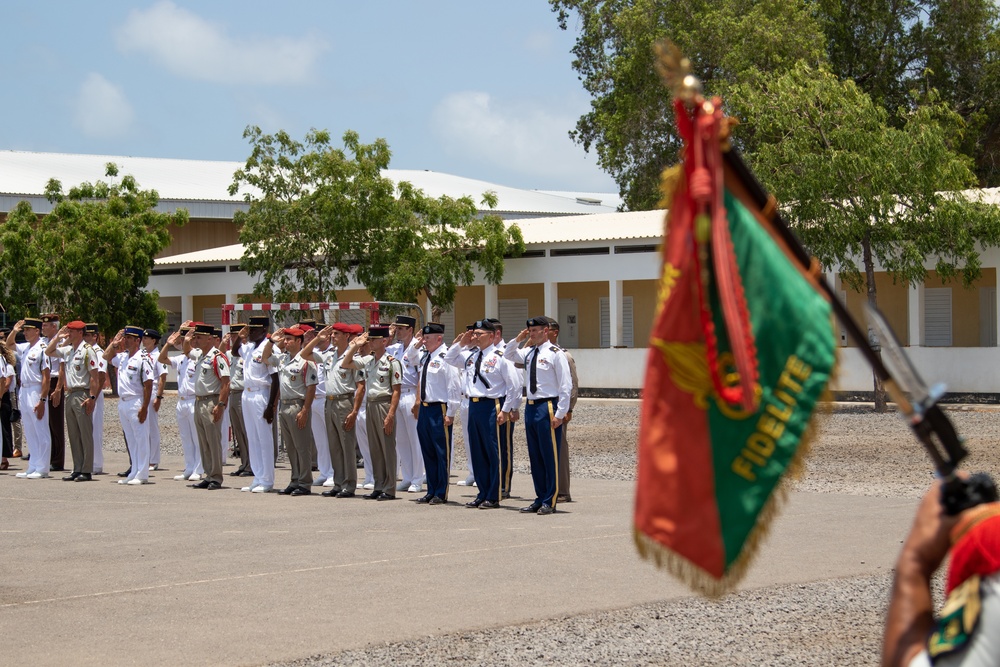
[173,474,188,481]
[188,474,202,482]
[148,465,158,471]
[323,478,337,487]
[127,478,147,485]
[312,478,328,487]
[363,482,375,490]
[26,472,46,479]
[118,479,128,484]
[241,486,253,492]
[407,483,422,493]
[457,475,476,486]
[15,472,29,478]
[396,481,411,492]
[250,485,272,493]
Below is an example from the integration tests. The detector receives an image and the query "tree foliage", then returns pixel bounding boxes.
[230,128,525,318]
[0,163,184,332]
[550,0,826,210]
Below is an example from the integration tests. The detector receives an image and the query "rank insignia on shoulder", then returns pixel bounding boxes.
[928,575,983,661]
[549,345,561,352]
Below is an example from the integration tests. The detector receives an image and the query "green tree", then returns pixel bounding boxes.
[0,163,185,333]
[550,0,826,210]
[230,127,525,318]
[731,64,1000,408]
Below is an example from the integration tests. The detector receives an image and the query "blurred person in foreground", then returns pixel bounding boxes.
[883,479,1000,667]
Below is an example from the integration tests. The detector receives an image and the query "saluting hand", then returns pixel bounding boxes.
[515,328,529,343]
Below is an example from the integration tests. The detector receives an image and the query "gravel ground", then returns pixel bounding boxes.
[94,396,999,665]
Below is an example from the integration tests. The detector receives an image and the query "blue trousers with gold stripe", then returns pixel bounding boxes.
[524,397,562,508]
[468,397,502,503]
[417,402,452,501]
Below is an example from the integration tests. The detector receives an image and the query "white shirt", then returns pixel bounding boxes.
[503,341,572,420]
[169,353,197,399]
[113,349,154,401]
[444,343,521,413]
[241,339,275,391]
[406,343,462,417]
[16,340,50,387]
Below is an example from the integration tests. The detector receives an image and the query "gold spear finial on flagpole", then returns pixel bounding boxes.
[653,40,701,105]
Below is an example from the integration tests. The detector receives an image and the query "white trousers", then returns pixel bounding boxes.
[19,385,50,475]
[457,398,473,475]
[356,401,372,485]
[312,397,333,481]
[176,397,202,476]
[242,388,275,488]
[396,388,423,484]
[119,397,150,481]
[93,393,104,472]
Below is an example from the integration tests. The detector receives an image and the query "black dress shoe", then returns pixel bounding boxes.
[229,469,243,476]
[363,491,381,499]
[240,469,255,477]
[520,502,542,513]
[538,504,555,515]
[376,493,397,501]
[501,491,511,500]
[290,487,311,496]
[428,496,445,505]
[479,500,500,509]
[336,490,355,498]
[63,472,80,481]
[277,486,296,495]
[556,494,572,503]
[321,489,338,497]
[75,473,92,482]
[207,481,222,490]
[118,469,131,478]
[465,499,483,508]
[192,479,211,489]
[416,495,432,504]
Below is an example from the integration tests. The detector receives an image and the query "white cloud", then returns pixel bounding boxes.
[74,73,135,139]
[431,91,614,190]
[115,1,327,85]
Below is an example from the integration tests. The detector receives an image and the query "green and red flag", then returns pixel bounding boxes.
[634,92,837,596]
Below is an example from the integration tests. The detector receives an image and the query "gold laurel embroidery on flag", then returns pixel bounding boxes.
[655,263,682,318]
[659,164,683,210]
[651,340,759,419]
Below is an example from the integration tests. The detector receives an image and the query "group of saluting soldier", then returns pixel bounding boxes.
[3,312,579,515]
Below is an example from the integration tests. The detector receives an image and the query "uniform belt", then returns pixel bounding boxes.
[367,396,391,404]
[280,398,305,406]
[421,401,445,407]
[244,385,267,392]
[196,394,220,401]
[401,386,417,393]
[470,397,500,403]
[178,395,195,401]
[66,387,89,394]
[327,392,354,400]
[527,397,557,404]
[20,383,41,389]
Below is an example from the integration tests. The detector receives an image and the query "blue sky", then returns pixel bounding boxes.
[0,1,617,193]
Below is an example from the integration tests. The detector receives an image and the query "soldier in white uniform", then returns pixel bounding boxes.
[445,320,521,509]
[261,326,317,496]
[188,323,230,490]
[488,318,522,499]
[545,318,579,503]
[40,313,66,472]
[158,324,203,481]
[141,329,167,472]
[299,321,333,487]
[386,315,424,493]
[8,318,52,478]
[240,316,280,494]
[408,323,461,505]
[83,324,107,474]
[45,320,100,482]
[455,323,477,488]
[343,325,401,501]
[301,322,365,498]
[106,326,155,485]
[503,317,573,515]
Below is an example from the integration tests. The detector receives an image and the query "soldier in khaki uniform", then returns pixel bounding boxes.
[343,325,401,501]
[45,320,100,481]
[301,322,365,498]
[262,326,318,496]
[224,324,252,477]
[189,323,230,490]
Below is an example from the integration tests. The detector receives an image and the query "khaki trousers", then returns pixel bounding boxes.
[279,399,313,488]
[366,399,396,496]
[325,394,357,492]
[194,395,224,485]
[65,390,94,474]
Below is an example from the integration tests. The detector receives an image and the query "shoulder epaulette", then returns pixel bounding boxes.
[549,345,561,353]
[493,349,503,356]
[437,351,445,358]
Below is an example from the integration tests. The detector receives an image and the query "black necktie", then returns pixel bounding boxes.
[474,349,491,389]
[420,351,430,401]
[529,347,539,394]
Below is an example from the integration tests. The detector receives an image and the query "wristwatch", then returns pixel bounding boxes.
[89,395,96,400]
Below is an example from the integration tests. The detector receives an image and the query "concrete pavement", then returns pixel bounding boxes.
[0,451,917,666]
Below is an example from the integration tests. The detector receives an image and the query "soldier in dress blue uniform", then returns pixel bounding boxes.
[407,323,460,505]
[503,317,572,515]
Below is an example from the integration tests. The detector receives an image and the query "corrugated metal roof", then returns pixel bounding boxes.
[154,209,666,267]
[0,150,620,216]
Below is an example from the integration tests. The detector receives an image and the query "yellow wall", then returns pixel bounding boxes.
[498,283,544,317]
[556,281,609,349]
[193,294,225,323]
[454,285,484,331]
[842,272,909,345]
[925,268,996,347]
[625,279,658,347]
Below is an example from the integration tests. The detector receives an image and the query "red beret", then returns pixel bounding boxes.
[348,324,364,335]
[65,320,86,330]
[332,323,353,333]
[282,326,305,338]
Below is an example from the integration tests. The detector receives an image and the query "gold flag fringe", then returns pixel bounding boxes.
[634,318,840,598]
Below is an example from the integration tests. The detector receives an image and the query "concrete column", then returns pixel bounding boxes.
[181,294,194,325]
[907,281,924,347]
[543,281,558,319]
[224,293,237,327]
[484,284,498,319]
[609,279,623,348]
[424,293,433,324]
